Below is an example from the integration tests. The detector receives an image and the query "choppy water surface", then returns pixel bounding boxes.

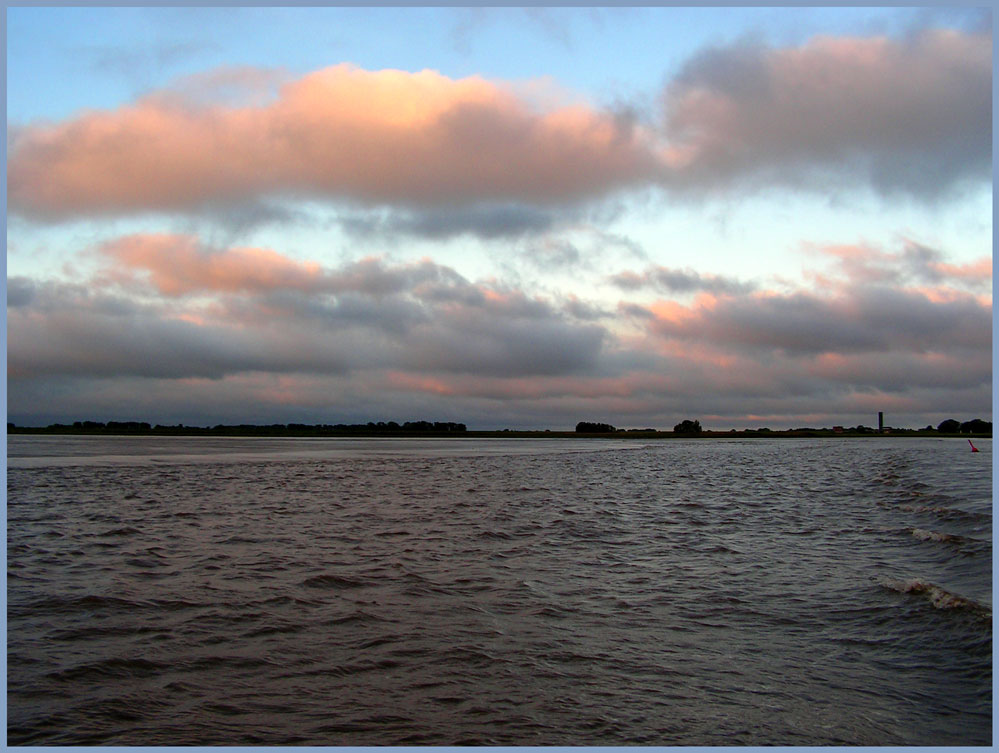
[7,436,992,745]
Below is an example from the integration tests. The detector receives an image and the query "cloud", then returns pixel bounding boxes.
[642,286,990,356]
[7,277,38,308]
[79,40,218,79]
[400,288,606,377]
[600,237,993,423]
[10,228,989,430]
[145,65,290,108]
[11,26,989,222]
[339,204,560,241]
[811,239,992,292]
[9,64,654,219]
[806,351,991,392]
[98,233,327,296]
[610,266,755,295]
[95,233,482,300]
[659,28,991,198]
[6,283,351,380]
[10,239,609,383]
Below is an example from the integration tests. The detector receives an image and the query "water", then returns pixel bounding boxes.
[6,435,992,745]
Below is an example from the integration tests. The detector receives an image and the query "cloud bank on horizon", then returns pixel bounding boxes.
[6,8,992,430]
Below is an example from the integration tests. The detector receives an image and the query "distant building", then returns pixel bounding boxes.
[833,426,844,433]
[878,412,884,432]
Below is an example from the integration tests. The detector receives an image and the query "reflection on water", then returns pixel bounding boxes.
[7,436,991,745]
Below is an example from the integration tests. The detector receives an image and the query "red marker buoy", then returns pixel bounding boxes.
[968,439,979,452]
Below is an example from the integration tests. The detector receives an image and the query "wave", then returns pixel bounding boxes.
[97,527,142,537]
[47,656,169,682]
[904,527,989,555]
[9,593,155,617]
[326,610,387,625]
[896,504,991,523]
[301,573,370,589]
[908,527,959,543]
[882,578,990,616]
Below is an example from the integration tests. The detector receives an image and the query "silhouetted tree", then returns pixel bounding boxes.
[937,419,960,433]
[960,419,991,434]
[575,421,616,433]
[673,419,702,434]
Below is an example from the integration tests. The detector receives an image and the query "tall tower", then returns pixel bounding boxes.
[878,412,884,432]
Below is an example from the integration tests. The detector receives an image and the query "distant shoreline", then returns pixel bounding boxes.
[6,426,991,440]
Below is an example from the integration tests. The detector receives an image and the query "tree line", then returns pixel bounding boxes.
[7,420,467,436]
[934,419,991,434]
[575,419,702,434]
[576,418,992,436]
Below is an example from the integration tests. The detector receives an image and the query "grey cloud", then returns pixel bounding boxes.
[522,7,575,50]
[340,204,559,241]
[7,276,37,307]
[249,290,428,339]
[520,238,583,272]
[618,302,656,320]
[901,241,944,280]
[8,307,346,380]
[674,36,772,101]
[661,28,992,199]
[650,286,991,355]
[405,311,606,378]
[610,266,755,295]
[9,258,611,384]
[248,279,610,387]
[331,257,468,299]
[810,351,991,393]
[850,287,990,350]
[562,296,610,321]
[188,200,314,238]
[9,277,147,317]
[81,40,216,76]
[11,365,987,431]
[819,240,991,291]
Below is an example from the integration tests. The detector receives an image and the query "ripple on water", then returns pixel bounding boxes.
[6,436,992,746]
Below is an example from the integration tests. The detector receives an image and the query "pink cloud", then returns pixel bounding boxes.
[99,233,326,296]
[383,370,674,402]
[9,65,654,217]
[10,27,989,221]
[808,239,993,294]
[927,257,992,282]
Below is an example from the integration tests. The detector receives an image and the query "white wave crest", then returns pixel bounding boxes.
[883,578,986,612]
[908,527,956,543]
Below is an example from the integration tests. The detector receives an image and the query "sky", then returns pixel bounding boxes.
[5,5,993,430]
